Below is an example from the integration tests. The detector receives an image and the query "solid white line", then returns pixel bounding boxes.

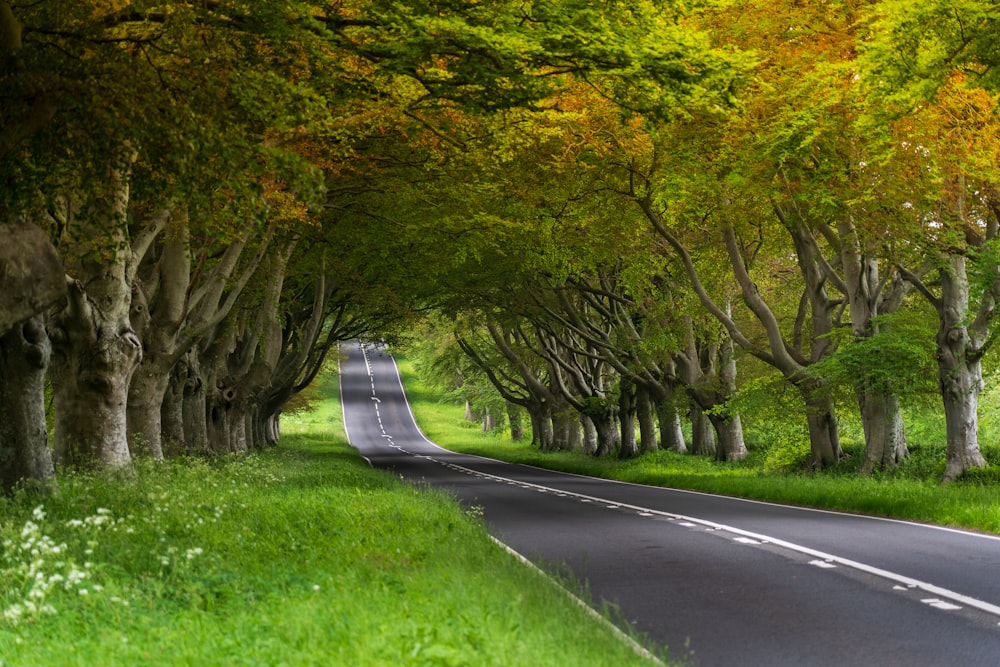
[488,536,664,666]
[434,456,1000,620]
[516,462,1000,544]
[361,345,1000,623]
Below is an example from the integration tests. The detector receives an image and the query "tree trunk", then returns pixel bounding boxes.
[551,409,579,451]
[656,397,687,453]
[506,402,525,441]
[798,380,842,469]
[0,317,56,494]
[527,402,553,450]
[126,370,170,459]
[936,257,988,480]
[49,158,142,470]
[182,355,209,455]
[618,378,638,459]
[481,408,496,432]
[0,223,66,334]
[230,406,248,453]
[636,386,658,454]
[581,416,597,455]
[690,404,716,456]
[707,413,747,462]
[161,365,186,456]
[50,280,141,469]
[859,390,907,474]
[837,217,910,473]
[265,412,281,445]
[592,413,618,457]
[711,330,747,461]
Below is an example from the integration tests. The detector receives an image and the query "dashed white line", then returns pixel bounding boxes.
[347,342,1000,625]
[922,599,963,611]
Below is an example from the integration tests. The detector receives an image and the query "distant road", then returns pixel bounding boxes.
[340,341,1000,666]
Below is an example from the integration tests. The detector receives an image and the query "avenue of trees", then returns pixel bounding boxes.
[2,0,1000,494]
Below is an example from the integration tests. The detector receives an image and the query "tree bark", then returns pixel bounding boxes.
[506,402,525,441]
[181,352,209,455]
[636,385,658,454]
[618,377,638,459]
[858,390,907,474]
[656,391,687,453]
[0,316,56,494]
[835,217,909,471]
[799,379,841,469]
[935,256,988,481]
[690,404,717,456]
[49,161,143,469]
[161,363,186,456]
[581,416,598,455]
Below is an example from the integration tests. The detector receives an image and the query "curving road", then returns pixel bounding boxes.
[339,341,1000,666]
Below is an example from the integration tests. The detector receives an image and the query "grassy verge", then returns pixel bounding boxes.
[0,372,663,666]
[396,358,1000,535]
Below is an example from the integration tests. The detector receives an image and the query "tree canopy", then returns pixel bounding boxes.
[2,0,1000,492]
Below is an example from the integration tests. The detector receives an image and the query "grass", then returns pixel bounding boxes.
[395,358,1000,536]
[0,371,664,666]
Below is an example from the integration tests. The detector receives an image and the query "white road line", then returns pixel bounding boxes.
[489,537,664,666]
[810,560,837,569]
[423,455,1000,621]
[922,599,962,611]
[351,343,1000,623]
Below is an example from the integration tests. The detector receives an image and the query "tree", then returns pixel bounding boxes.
[0,223,64,494]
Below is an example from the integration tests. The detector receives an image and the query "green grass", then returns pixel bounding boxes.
[0,372,663,666]
[395,358,1000,535]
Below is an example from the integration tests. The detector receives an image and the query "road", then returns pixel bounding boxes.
[339,341,1000,666]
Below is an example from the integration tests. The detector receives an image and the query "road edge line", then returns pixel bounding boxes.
[488,536,665,666]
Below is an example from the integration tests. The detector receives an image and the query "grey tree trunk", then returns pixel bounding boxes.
[0,317,56,494]
[858,390,907,474]
[551,409,580,451]
[935,256,988,481]
[0,222,65,493]
[836,217,909,472]
[636,386,658,454]
[160,364,186,456]
[690,405,717,457]
[618,378,638,459]
[181,352,209,455]
[49,163,144,470]
[527,403,553,450]
[581,416,598,455]
[50,278,142,469]
[656,394,687,453]
[591,412,619,457]
[126,370,170,459]
[506,402,525,441]
[799,380,841,469]
[264,413,281,445]
[713,330,747,462]
[707,413,747,462]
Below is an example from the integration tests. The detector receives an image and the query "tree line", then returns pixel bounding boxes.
[1,0,998,493]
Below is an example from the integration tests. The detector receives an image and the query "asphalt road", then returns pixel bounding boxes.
[339,341,1000,666]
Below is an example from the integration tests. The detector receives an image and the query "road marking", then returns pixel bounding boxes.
[810,560,837,569]
[422,456,1000,621]
[490,537,664,665]
[922,598,962,611]
[734,537,762,545]
[346,342,1000,624]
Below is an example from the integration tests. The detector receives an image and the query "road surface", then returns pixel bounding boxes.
[339,341,1000,666]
